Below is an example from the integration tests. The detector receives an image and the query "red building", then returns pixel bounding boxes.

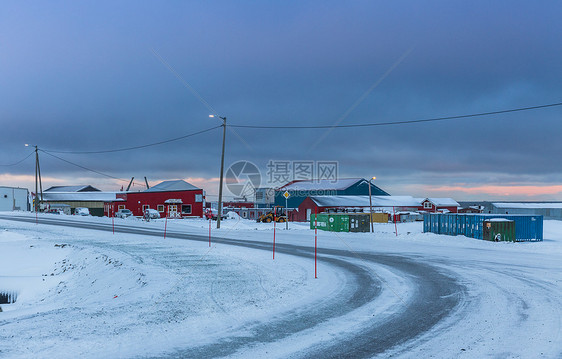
[417,198,459,213]
[207,201,255,210]
[458,206,483,213]
[104,180,205,218]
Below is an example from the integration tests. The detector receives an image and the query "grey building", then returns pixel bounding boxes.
[254,187,275,208]
[490,202,562,220]
[42,185,114,216]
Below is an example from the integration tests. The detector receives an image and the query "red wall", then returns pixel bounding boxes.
[105,190,204,218]
[417,201,458,213]
[222,201,255,209]
[294,197,326,222]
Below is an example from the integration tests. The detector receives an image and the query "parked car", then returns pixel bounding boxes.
[74,207,90,216]
[143,208,160,219]
[116,209,133,218]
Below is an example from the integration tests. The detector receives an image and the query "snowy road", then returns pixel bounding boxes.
[1,213,561,358]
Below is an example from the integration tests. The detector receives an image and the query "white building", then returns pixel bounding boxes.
[0,186,29,211]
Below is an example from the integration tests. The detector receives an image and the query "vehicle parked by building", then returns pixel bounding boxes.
[116,209,133,218]
[143,208,160,219]
[74,207,90,216]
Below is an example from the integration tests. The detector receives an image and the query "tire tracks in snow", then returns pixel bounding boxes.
[0,215,465,358]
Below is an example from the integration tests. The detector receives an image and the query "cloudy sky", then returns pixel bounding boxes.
[1,1,562,201]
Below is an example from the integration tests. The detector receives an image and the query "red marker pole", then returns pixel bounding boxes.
[164,214,168,239]
[273,207,277,260]
[112,207,115,234]
[393,206,398,236]
[314,207,318,279]
[208,218,211,247]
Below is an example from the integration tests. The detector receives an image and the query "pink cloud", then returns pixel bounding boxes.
[427,185,562,197]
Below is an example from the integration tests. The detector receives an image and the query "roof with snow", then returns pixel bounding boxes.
[280,178,373,191]
[144,180,200,192]
[493,202,562,209]
[310,195,421,208]
[42,192,119,202]
[44,185,101,192]
[422,198,460,207]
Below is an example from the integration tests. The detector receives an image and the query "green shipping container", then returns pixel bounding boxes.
[483,219,515,242]
[310,213,349,232]
[311,213,330,231]
[328,214,349,232]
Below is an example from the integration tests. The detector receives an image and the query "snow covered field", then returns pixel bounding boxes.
[1,212,561,358]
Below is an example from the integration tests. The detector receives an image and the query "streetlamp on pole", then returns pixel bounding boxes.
[368,176,376,233]
[210,115,227,229]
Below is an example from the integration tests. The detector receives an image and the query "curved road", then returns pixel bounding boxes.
[0,214,464,358]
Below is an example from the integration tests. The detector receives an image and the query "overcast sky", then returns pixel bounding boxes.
[1,1,562,201]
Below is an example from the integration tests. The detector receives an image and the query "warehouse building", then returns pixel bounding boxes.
[275,178,389,209]
[0,186,29,211]
[105,180,205,218]
[490,202,562,219]
[42,180,205,218]
[43,190,118,216]
[45,185,101,193]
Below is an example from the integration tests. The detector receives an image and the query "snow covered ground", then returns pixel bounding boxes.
[0,211,561,358]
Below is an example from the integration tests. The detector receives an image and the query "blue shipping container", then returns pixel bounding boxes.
[423,213,543,241]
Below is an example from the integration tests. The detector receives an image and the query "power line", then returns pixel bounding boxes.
[43,125,221,154]
[40,150,138,184]
[228,101,562,129]
[0,151,34,166]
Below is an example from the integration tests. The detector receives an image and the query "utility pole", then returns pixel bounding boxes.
[34,146,43,212]
[368,177,376,233]
[34,146,38,213]
[210,115,227,229]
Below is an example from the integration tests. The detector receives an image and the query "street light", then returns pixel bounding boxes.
[210,114,227,229]
[368,176,376,233]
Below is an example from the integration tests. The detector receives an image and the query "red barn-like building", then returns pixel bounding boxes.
[104,180,204,218]
[417,198,459,213]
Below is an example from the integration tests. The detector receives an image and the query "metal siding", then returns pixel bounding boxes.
[423,213,543,241]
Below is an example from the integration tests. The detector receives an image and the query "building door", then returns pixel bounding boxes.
[168,205,178,217]
[307,208,312,221]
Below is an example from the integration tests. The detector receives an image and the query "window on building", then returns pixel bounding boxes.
[182,205,192,214]
[195,194,203,203]
[423,201,432,209]
[157,205,164,212]
[118,205,125,210]
[142,205,149,212]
